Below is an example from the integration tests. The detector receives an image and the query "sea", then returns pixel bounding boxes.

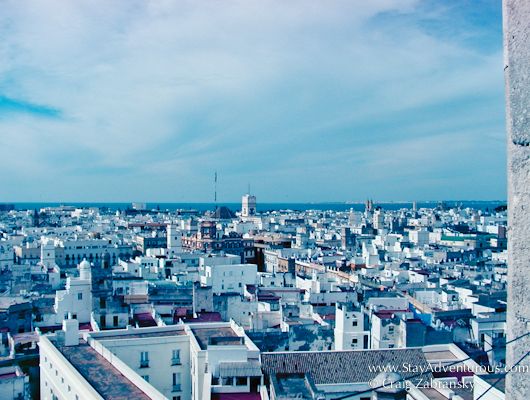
[8,201,507,213]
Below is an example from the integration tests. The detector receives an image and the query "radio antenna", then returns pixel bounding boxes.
[214,171,218,210]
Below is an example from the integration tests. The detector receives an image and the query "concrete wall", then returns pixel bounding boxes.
[504,0,530,398]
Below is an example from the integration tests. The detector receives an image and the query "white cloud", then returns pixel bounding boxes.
[0,0,505,202]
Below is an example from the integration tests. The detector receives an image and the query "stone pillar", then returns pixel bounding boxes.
[504,1,530,398]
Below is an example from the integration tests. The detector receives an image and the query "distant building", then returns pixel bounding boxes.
[182,222,254,263]
[0,203,14,212]
[132,203,146,211]
[242,195,257,218]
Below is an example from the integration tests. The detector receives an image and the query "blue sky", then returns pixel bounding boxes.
[0,0,505,203]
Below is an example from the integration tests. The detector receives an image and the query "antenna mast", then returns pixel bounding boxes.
[214,171,218,210]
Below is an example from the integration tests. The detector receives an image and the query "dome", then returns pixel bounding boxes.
[79,259,90,270]
[371,370,407,394]
[79,258,91,280]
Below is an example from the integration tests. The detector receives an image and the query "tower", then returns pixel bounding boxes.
[79,258,91,280]
[374,207,384,232]
[241,194,257,218]
[167,224,183,255]
[334,302,370,350]
[40,239,56,269]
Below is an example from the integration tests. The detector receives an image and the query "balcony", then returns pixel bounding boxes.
[172,384,181,392]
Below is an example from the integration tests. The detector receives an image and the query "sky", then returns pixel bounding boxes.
[0,0,506,203]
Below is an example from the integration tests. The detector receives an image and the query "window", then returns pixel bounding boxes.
[113,316,118,326]
[172,350,181,365]
[78,293,83,300]
[141,351,149,368]
[172,372,181,391]
[141,375,149,382]
[388,326,394,332]
[236,377,247,386]
[352,320,358,326]
[351,338,358,346]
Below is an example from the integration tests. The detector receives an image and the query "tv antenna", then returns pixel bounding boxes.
[214,171,218,210]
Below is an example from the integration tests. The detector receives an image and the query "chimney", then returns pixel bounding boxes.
[63,316,79,346]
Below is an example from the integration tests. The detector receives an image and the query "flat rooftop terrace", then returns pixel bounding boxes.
[423,350,458,361]
[273,373,313,399]
[191,326,240,350]
[58,340,150,400]
[96,329,188,341]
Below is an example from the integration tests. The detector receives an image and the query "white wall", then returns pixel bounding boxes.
[203,264,258,295]
[54,278,92,324]
[99,332,191,399]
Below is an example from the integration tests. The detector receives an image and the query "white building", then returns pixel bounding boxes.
[0,243,14,270]
[334,302,370,350]
[201,264,258,295]
[53,276,92,324]
[39,321,263,400]
[166,224,183,257]
[409,228,430,246]
[241,195,257,219]
[0,365,29,400]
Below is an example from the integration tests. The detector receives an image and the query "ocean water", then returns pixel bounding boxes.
[9,201,506,213]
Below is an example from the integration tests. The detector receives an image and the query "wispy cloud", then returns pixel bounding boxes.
[0,0,505,202]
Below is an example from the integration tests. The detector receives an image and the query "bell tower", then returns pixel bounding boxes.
[242,194,256,218]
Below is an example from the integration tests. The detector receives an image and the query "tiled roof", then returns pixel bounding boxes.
[219,361,262,377]
[261,349,433,385]
[212,207,236,219]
